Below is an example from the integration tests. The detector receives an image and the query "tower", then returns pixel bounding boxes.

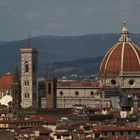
[12,65,21,111]
[45,77,57,109]
[20,44,38,108]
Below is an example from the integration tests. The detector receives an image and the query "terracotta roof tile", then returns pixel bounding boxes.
[94,125,140,132]
[0,74,13,90]
[30,115,59,124]
[57,81,99,88]
[56,125,69,130]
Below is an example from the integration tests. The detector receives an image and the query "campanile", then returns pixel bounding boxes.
[20,45,38,108]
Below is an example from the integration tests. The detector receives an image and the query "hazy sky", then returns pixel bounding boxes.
[0,0,140,41]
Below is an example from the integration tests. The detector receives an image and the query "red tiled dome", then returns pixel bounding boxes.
[100,23,140,75]
[0,73,13,90]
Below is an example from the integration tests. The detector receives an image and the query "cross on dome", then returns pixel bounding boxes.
[119,21,131,42]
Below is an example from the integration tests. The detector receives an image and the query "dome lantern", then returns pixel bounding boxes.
[119,21,131,42]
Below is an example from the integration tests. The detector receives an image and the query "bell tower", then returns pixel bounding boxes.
[12,65,21,111]
[20,43,38,108]
[45,77,57,109]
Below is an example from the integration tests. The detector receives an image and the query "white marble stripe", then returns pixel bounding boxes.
[104,42,120,72]
[129,43,140,67]
[131,42,140,51]
[121,43,125,71]
[100,43,119,71]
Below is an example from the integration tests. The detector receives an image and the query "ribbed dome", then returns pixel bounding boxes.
[100,22,140,75]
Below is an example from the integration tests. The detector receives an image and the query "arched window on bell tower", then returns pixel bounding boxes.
[25,61,29,73]
[48,83,51,94]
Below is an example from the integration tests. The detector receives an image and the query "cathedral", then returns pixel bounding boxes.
[0,22,140,109]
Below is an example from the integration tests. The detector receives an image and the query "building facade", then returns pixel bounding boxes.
[38,79,100,108]
[20,46,38,108]
[57,81,100,108]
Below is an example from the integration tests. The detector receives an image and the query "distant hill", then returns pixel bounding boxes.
[0,33,140,76]
[0,41,8,45]
[41,57,102,77]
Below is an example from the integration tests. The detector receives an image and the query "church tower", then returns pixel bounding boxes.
[45,77,57,109]
[12,65,21,111]
[20,43,38,108]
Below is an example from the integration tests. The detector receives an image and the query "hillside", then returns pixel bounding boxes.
[0,33,140,76]
[41,57,102,77]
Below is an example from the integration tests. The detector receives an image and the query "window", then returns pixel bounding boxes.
[60,91,63,96]
[27,80,29,86]
[129,79,135,86]
[27,93,29,98]
[91,91,94,96]
[75,91,79,96]
[136,131,139,135]
[24,93,30,98]
[24,80,29,86]
[25,61,29,73]
[104,132,107,136]
[112,131,115,136]
[120,131,123,135]
[24,80,27,86]
[48,83,51,94]
[111,79,116,85]
[128,131,131,135]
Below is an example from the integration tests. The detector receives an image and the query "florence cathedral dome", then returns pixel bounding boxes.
[100,22,140,76]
